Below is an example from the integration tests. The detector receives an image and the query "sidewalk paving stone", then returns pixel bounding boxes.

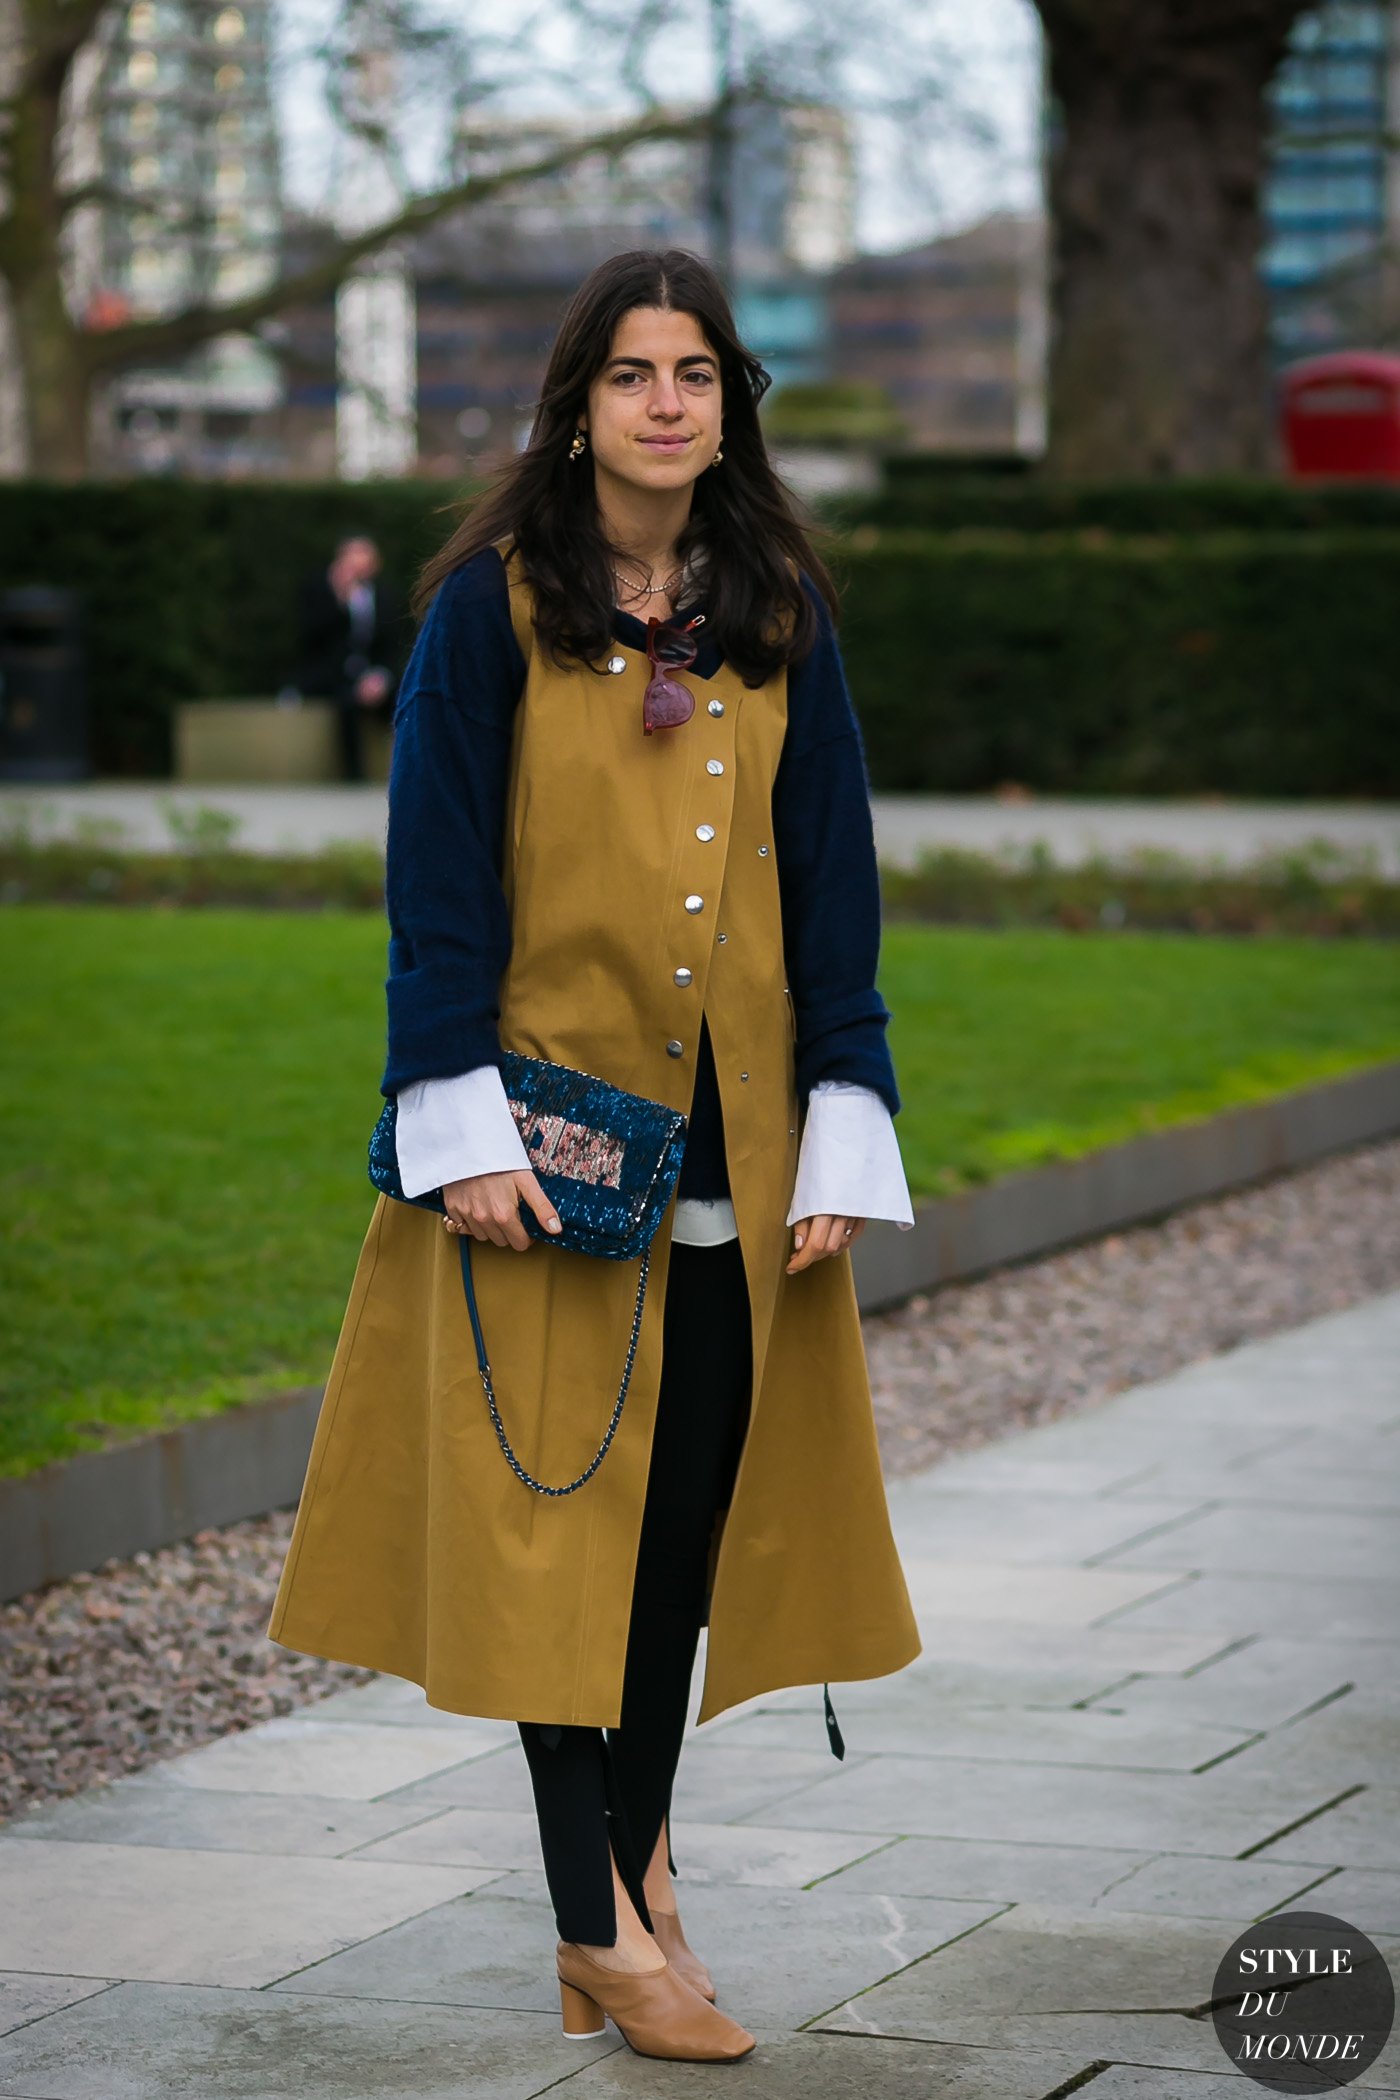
[545,2032,1092,2098]
[0,1978,109,2040]
[1078,1851,1336,1920]
[0,1838,495,1989]
[892,1555,1186,1628]
[292,1678,520,1740]
[0,1983,615,2100]
[1102,1570,1400,1644]
[4,1778,450,1858]
[740,1751,1347,1856]
[879,1618,1239,1679]
[2,1288,1395,2097]
[125,1714,506,1798]
[1086,2072,1400,2099]
[1201,1704,1400,1789]
[271,1869,1000,2029]
[818,1903,1261,2071]
[879,1489,1210,1563]
[709,1701,1255,1772]
[1081,1636,1381,1733]
[1095,1503,1400,1583]
[1297,1868,1400,1938]
[1253,1787,1400,1871]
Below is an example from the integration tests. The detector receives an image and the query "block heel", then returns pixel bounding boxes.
[560,1978,605,2038]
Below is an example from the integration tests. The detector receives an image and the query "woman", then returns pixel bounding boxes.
[267,248,922,2065]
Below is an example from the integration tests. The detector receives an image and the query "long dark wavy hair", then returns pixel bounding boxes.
[412,248,838,684]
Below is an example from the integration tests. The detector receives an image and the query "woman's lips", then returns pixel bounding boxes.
[639,435,692,450]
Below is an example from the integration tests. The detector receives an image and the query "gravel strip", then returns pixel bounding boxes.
[3,1135,1398,1826]
[868,1134,1400,1477]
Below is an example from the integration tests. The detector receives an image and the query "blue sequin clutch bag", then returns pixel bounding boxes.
[368,1052,688,1496]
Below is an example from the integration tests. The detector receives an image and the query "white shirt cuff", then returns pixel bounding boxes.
[786,1080,916,1231]
[395,1064,531,1199]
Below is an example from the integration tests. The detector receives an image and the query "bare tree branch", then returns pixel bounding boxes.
[81,99,731,374]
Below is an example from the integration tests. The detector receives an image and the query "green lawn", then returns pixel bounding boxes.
[3,907,1398,1480]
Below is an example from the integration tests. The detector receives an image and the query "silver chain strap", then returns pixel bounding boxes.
[473,1247,651,1496]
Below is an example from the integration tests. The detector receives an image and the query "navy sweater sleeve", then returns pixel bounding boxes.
[380,547,526,1098]
[772,574,900,1119]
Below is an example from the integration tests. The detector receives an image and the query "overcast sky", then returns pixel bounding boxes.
[272,0,1042,255]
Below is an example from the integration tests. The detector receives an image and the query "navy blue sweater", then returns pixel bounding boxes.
[381,547,898,1201]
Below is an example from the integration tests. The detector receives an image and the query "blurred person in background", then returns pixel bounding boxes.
[298,533,407,781]
[268,249,919,2065]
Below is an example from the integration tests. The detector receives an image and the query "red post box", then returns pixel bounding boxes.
[1281,352,1400,479]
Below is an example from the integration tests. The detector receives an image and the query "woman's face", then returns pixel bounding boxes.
[580,305,723,496]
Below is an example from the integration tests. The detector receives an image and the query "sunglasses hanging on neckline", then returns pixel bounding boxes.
[642,612,705,736]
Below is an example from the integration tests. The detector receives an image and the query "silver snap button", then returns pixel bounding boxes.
[666,1039,684,1058]
[684,894,704,913]
[739,1072,749,1082]
[716,932,727,944]
[674,967,693,986]
[758,844,769,856]
[696,824,715,842]
[707,699,725,717]
[607,655,626,674]
[706,759,724,776]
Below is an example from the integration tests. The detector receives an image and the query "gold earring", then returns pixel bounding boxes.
[569,430,587,460]
[711,443,723,466]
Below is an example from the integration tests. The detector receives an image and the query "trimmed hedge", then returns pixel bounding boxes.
[835,529,1400,797]
[0,482,466,774]
[826,470,1400,535]
[1,485,1397,793]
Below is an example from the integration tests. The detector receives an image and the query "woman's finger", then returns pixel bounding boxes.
[515,1171,563,1239]
[493,1197,534,1252]
[787,1214,865,1273]
[787,1214,836,1271]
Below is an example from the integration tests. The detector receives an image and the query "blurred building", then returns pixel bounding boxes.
[332,30,416,482]
[275,97,856,477]
[85,0,284,474]
[828,214,1045,454]
[1265,0,1400,360]
[448,98,855,407]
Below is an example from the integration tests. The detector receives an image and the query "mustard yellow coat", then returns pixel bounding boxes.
[267,552,921,1727]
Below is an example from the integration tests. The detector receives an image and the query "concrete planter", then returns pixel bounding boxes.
[2,1058,1397,1604]
[174,699,391,786]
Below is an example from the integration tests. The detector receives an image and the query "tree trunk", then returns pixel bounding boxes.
[1038,0,1309,477]
[1,3,100,478]
[11,281,92,480]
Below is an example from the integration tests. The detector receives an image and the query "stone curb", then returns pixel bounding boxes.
[3,1059,1397,1605]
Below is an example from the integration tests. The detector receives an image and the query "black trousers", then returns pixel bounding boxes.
[334,692,390,782]
[518,1234,753,1945]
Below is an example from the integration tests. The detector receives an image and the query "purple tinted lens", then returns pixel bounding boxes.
[650,625,699,670]
[644,674,694,729]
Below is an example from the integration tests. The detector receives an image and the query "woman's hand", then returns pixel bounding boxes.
[786,1214,867,1274]
[442,1169,562,1250]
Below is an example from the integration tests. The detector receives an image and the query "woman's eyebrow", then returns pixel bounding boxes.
[605,354,718,372]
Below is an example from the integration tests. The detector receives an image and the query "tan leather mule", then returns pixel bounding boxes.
[650,1907,717,2001]
[556,1940,754,2060]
